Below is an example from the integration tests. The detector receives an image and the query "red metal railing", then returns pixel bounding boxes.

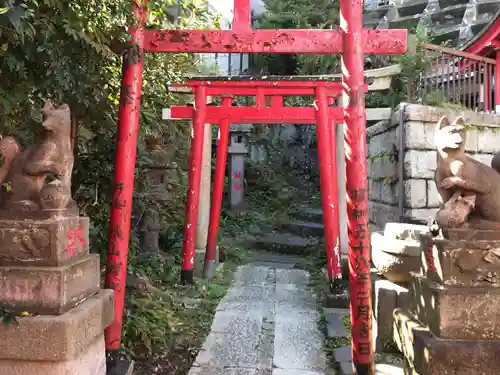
[419,43,497,112]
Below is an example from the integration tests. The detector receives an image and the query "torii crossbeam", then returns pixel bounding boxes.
[104,0,408,374]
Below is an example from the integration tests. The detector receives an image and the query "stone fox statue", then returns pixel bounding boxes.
[0,100,74,211]
[434,116,500,226]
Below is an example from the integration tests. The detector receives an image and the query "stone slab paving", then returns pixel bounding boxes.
[189,259,327,375]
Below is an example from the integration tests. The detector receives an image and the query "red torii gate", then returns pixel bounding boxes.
[167,77,367,285]
[104,0,407,374]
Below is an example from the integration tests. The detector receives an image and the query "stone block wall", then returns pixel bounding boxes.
[368,103,500,229]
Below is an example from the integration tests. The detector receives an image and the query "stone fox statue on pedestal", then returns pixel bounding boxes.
[0,100,74,211]
[434,116,500,229]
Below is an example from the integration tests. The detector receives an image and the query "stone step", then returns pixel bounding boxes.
[250,233,318,255]
[336,348,405,375]
[339,361,405,375]
[289,207,323,223]
[439,0,469,8]
[396,0,428,18]
[280,220,324,238]
[324,308,350,339]
[325,288,350,309]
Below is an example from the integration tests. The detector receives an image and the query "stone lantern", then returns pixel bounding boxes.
[139,134,169,255]
[228,124,253,214]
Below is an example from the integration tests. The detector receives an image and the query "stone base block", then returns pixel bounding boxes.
[0,289,113,361]
[0,254,100,314]
[420,232,500,287]
[325,289,350,309]
[0,216,89,266]
[194,248,220,275]
[106,359,134,375]
[409,272,500,340]
[372,272,409,352]
[0,335,106,375]
[393,309,500,375]
[372,231,422,283]
[442,228,500,242]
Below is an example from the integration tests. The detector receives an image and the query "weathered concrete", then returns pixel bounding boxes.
[0,335,106,375]
[372,272,409,352]
[280,221,324,238]
[409,272,500,340]
[189,258,327,375]
[290,208,323,223]
[106,360,134,375]
[0,253,100,315]
[0,289,113,361]
[251,233,316,255]
[371,231,421,283]
[325,312,348,338]
[421,232,500,287]
[393,308,500,375]
[0,216,90,266]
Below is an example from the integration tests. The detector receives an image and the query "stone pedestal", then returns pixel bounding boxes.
[0,215,114,375]
[393,229,500,374]
[372,223,428,283]
[372,272,409,352]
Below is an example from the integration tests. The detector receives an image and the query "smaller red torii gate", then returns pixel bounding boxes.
[104,0,408,373]
[165,76,368,284]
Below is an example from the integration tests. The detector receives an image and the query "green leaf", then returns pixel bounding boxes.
[0,7,8,14]
[6,6,24,28]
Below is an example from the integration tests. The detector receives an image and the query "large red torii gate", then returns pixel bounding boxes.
[104,0,407,373]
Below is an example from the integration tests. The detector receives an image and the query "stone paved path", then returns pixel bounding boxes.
[188,256,327,375]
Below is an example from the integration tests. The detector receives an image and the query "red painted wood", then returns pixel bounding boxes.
[144,28,407,54]
[465,14,500,56]
[484,63,491,112]
[180,86,208,284]
[233,0,251,32]
[192,87,341,96]
[172,80,367,99]
[167,106,345,124]
[111,0,408,357]
[105,0,147,352]
[497,51,500,112]
[327,96,342,280]
[315,87,342,283]
[179,80,345,87]
[204,96,233,278]
[341,0,374,372]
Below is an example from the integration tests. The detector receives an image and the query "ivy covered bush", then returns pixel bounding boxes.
[0,0,218,254]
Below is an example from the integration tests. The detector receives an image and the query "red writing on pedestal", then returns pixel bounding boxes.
[232,171,242,191]
[66,227,86,257]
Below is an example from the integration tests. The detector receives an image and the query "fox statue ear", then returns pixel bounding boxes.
[436,116,450,131]
[452,116,465,127]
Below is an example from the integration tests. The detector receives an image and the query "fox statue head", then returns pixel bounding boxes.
[435,116,466,155]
